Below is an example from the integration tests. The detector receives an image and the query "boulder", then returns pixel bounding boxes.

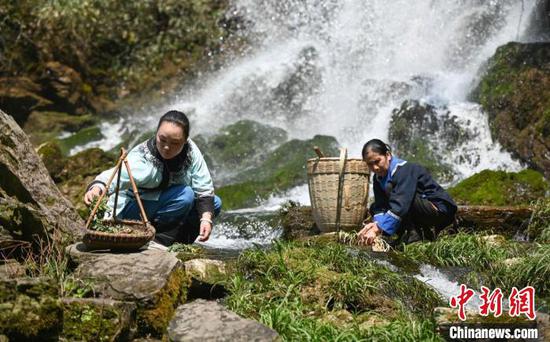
[23,110,96,146]
[448,169,549,206]
[67,243,190,337]
[61,297,137,341]
[39,61,87,114]
[0,77,52,125]
[167,299,279,342]
[0,109,84,249]
[0,277,62,341]
[216,134,339,209]
[388,100,470,183]
[472,42,550,178]
[194,119,288,182]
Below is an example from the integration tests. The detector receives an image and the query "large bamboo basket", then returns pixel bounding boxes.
[83,219,155,251]
[307,152,370,232]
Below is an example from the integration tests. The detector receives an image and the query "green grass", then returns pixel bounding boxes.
[224,241,444,341]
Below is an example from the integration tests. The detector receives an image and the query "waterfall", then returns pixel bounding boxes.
[85,0,537,183]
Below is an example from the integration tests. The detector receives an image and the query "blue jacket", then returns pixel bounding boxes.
[371,157,457,235]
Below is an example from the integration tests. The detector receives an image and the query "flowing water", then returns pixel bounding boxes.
[76,1,538,257]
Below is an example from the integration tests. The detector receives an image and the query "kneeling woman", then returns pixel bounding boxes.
[358,139,456,245]
[84,110,221,246]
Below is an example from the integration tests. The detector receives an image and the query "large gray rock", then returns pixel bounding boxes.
[168,300,279,342]
[0,109,84,249]
[68,243,189,337]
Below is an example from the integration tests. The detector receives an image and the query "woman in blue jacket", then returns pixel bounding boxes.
[84,110,221,246]
[357,139,456,245]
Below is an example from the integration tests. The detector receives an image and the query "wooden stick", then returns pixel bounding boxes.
[112,148,125,220]
[313,146,325,158]
[85,150,128,229]
[123,158,149,224]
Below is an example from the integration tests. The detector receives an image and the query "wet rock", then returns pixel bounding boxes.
[473,42,550,178]
[0,109,84,246]
[23,110,96,146]
[0,277,62,340]
[68,243,189,337]
[0,77,52,125]
[217,134,339,210]
[57,126,104,155]
[61,297,137,341]
[280,201,318,240]
[168,299,279,342]
[448,169,549,206]
[194,120,288,182]
[184,259,227,299]
[389,100,470,183]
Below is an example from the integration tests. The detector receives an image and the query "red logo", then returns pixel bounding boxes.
[479,286,503,317]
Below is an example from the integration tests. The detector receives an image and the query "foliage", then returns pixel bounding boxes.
[0,0,230,92]
[225,240,443,341]
[448,169,548,205]
[527,198,550,243]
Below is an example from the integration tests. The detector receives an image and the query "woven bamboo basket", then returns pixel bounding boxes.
[83,219,155,250]
[307,150,370,232]
[83,148,155,251]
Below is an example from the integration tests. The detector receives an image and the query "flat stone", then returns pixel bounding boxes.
[61,297,136,341]
[168,300,279,342]
[70,244,188,337]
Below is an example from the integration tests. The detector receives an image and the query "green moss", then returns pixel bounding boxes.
[218,135,339,210]
[37,140,65,181]
[57,126,104,156]
[24,111,97,146]
[137,268,190,337]
[448,169,549,205]
[0,278,62,340]
[62,300,132,342]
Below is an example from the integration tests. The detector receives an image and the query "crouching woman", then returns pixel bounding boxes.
[357,139,456,246]
[83,110,221,246]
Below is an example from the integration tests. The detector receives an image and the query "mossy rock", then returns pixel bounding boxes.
[389,100,469,183]
[217,135,339,209]
[57,126,104,156]
[37,140,65,182]
[195,119,288,181]
[23,111,97,146]
[61,298,136,341]
[0,278,62,340]
[472,42,550,178]
[448,169,549,206]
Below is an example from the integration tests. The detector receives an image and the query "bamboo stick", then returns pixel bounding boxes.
[85,150,128,229]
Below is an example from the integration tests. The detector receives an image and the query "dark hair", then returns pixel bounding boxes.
[362,139,392,159]
[157,110,190,138]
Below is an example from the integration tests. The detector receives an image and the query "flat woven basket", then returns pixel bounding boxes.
[83,148,155,251]
[83,219,155,251]
[307,156,370,232]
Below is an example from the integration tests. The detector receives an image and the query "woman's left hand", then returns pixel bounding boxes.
[357,222,382,245]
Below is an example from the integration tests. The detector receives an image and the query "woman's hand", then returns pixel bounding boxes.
[83,185,103,205]
[198,213,213,241]
[357,222,382,245]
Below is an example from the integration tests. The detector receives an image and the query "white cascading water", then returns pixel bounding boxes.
[89,0,534,175]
